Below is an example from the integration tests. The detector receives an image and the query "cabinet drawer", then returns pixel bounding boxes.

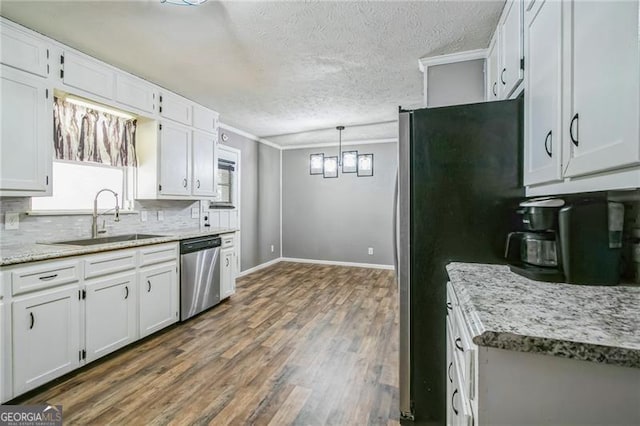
[12,260,80,296]
[84,250,136,279]
[221,234,235,248]
[139,243,178,267]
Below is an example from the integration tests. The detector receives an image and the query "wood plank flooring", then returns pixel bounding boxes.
[16,262,400,425]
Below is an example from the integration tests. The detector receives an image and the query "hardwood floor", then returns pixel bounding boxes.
[17,262,400,425]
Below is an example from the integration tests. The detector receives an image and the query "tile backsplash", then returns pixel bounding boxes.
[0,197,201,247]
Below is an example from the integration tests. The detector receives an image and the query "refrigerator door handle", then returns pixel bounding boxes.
[393,169,399,279]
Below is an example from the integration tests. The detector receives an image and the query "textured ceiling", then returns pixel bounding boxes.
[0,1,503,146]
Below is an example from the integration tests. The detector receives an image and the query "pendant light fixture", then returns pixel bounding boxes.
[309,125,374,178]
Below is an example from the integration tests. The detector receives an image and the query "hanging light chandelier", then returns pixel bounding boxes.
[309,126,374,178]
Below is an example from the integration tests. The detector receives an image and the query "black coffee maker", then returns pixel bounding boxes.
[505,197,624,285]
[505,198,565,282]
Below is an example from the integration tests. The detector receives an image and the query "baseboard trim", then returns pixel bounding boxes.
[280,257,394,270]
[237,257,283,277]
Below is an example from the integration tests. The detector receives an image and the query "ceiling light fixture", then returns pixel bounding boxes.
[160,0,208,5]
[309,126,375,178]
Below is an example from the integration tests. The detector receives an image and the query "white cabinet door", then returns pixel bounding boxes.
[159,92,192,125]
[62,51,114,100]
[158,122,191,196]
[499,0,524,97]
[139,263,178,338]
[0,301,6,403]
[486,36,500,101]
[563,0,640,178]
[524,0,563,185]
[220,248,235,299]
[192,104,218,133]
[115,73,155,114]
[0,24,49,77]
[85,272,137,362]
[12,285,80,395]
[192,130,217,197]
[0,65,50,193]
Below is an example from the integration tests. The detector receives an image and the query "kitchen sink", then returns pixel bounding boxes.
[49,234,165,246]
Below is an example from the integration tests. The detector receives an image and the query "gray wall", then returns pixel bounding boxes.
[282,142,397,265]
[219,128,281,271]
[427,59,485,108]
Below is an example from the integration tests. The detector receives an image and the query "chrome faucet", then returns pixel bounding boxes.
[92,189,120,238]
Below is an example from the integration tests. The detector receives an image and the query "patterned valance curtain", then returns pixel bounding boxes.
[53,97,137,167]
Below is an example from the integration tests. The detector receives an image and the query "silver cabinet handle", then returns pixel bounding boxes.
[124,286,129,299]
[225,258,230,267]
[147,280,151,292]
[196,180,201,189]
[29,312,35,329]
[182,178,188,188]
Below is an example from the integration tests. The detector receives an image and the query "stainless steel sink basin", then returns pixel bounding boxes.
[49,234,165,246]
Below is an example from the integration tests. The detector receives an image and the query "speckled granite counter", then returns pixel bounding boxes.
[0,228,237,266]
[446,262,640,369]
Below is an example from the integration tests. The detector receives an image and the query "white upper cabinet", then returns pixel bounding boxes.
[115,73,156,114]
[524,0,563,186]
[499,0,524,98]
[562,0,640,178]
[159,91,192,126]
[192,104,219,133]
[0,65,51,194]
[61,51,114,100]
[486,35,500,101]
[158,121,192,196]
[0,24,49,77]
[192,130,218,197]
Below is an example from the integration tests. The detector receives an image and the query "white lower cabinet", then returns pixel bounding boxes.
[12,285,80,395]
[85,272,137,362]
[139,263,178,338]
[447,282,640,425]
[220,248,235,299]
[3,242,181,400]
[0,300,7,403]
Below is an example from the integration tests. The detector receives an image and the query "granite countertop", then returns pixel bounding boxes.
[0,228,238,266]
[446,262,640,369]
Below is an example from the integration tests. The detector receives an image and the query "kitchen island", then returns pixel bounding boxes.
[445,262,640,425]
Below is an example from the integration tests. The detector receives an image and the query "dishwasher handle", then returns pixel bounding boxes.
[180,237,222,254]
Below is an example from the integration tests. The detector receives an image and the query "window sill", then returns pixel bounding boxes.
[26,210,139,217]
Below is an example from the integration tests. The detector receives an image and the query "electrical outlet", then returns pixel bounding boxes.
[368,247,374,255]
[157,210,164,221]
[140,210,148,222]
[191,207,199,219]
[5,212,19,230]
[270,244,275,253]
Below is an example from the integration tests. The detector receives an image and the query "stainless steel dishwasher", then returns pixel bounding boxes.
[180,235,222,321]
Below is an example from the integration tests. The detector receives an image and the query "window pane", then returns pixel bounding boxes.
[32,162,124,211]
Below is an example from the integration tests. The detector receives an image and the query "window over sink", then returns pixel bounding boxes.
[30,94,137,213]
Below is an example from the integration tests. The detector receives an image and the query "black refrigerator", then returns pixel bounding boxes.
[395,98,525,424]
